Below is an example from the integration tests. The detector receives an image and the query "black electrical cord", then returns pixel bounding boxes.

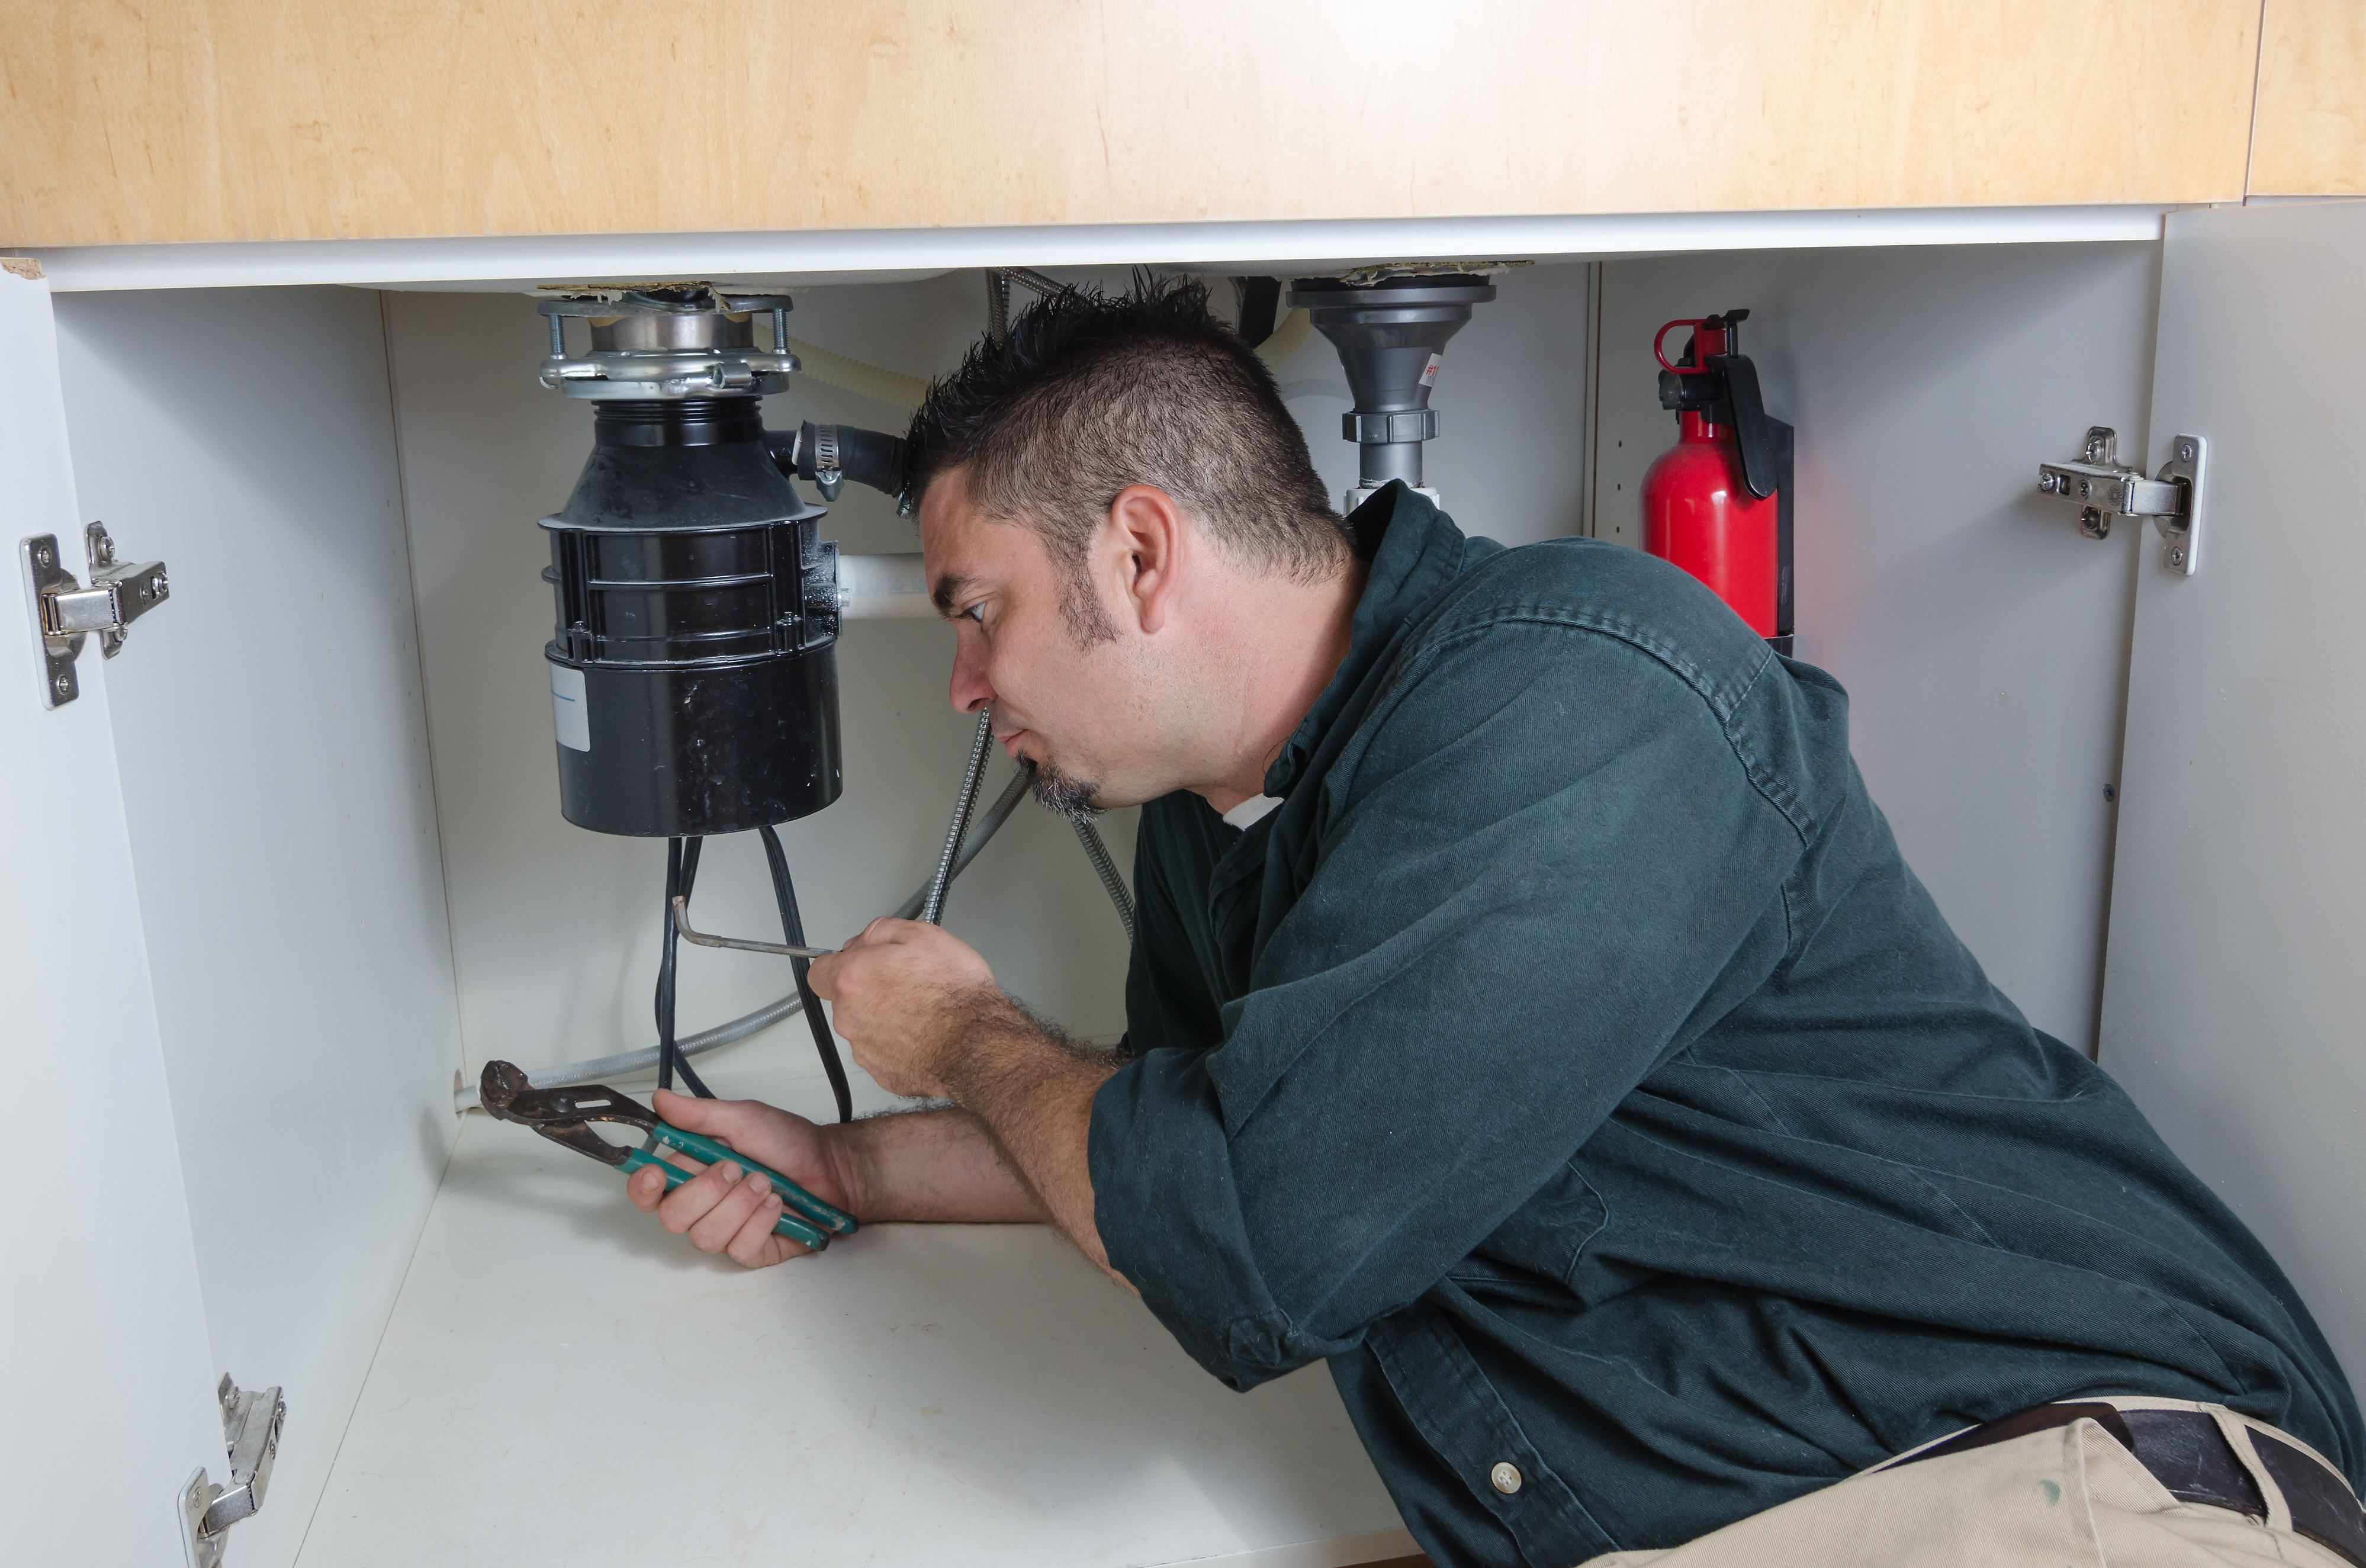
[657,837,716,1100]
[758,824,854,1124]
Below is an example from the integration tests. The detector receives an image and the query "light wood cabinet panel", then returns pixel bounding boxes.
[2250,0,2366,197]
[1,1,2261,249]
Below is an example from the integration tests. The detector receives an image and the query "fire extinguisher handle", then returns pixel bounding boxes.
[1710,353,1781,501]
[1654,319,1711,375]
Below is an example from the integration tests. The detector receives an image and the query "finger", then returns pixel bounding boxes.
[626,1162,670,1211]
[727,1193,799,1269]
[687,1169,770,1254]
[807,952,841,997]
[655,1159,741,1235]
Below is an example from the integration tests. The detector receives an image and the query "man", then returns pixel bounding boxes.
[626,280,2364,1567]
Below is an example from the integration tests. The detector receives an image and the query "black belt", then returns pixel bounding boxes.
[1896,1402,2366,1567]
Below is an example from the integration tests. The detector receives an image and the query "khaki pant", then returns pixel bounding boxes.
[1583,1400,2353,1567]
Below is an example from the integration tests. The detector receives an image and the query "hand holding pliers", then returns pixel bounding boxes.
[478,1061,859,1249]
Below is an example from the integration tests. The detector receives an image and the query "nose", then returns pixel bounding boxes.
[947,642,995,716]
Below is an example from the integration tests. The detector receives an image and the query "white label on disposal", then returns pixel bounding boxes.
[550,663,590,751]
[1419,352,1443,388]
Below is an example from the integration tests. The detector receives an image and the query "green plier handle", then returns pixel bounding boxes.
[477,1061,860,1251]
[622,1125,859,1251]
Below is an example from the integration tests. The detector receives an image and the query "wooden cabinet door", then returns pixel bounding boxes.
[2100,200,2366,1383]
[0,264,230,1566]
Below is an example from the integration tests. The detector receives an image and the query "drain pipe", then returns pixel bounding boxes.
[1285,275,1496,512]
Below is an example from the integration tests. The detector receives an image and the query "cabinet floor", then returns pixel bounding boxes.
[295,1062,1413,1567]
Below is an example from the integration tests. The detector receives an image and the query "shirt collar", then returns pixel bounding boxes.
[1262,483,1468,799]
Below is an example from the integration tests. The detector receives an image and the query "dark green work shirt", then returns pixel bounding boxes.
[1086,486,2362,1567]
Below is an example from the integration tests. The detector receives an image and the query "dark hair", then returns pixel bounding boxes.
[901,276,1346,633]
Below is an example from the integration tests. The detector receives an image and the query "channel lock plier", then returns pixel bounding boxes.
[478,1061,859,1249]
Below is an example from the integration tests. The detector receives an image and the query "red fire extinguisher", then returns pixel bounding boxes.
[1641,309,1794,654]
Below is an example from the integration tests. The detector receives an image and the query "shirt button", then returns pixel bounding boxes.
[1490,1461,1523,1495]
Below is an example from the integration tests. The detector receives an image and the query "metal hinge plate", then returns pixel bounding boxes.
[17,522,169,707]
[178,1377,285,1568]
[2037,426,2208,576]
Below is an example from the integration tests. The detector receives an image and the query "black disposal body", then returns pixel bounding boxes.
[542,397,843,836]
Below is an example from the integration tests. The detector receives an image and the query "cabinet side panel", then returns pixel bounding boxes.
[54,285,465,1568]
[0,1,2259,246]
[2250,0,2366,197]
[1593,243,2159,1055]
[0,269,229,1568]
[2102,200,2366,1390]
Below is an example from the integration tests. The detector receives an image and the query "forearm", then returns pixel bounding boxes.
[829,1106,1044,1225]
[937,997,1126,1284]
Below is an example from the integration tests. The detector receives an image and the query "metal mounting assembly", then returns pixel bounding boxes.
[178,1377,285,1568]
[2037,427,2209,576]
[17,522,169,708]
[536,285,799,400]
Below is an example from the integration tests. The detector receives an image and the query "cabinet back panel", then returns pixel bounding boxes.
[388,280,1139,1076]
[386,266,1595,1079]
[1592,243,2161,1055]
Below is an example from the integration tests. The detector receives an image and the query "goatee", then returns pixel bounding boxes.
[1031,762,1102,823]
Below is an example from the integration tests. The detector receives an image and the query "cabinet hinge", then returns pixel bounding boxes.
[177,1377,285,1568]
[16,522,169,708]
[2037,427,2209,576]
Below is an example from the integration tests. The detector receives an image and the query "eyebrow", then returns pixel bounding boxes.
[930,571,975,619]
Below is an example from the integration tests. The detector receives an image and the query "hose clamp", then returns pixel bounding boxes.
[810,424,844,501]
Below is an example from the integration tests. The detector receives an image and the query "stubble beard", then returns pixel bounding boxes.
[1026,570,1118,824]
[1030,760,1104,823]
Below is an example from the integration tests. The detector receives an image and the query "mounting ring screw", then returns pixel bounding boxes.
[2170,547,2187,565]
[33,543,51,567]
[52,673,70,698]
[2178,440,2196,461]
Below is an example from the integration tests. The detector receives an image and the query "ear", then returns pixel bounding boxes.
[1103,484,1190,635]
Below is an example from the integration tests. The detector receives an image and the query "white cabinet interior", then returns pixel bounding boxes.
[18,209,2361,1565]
[380,279,1139,1080]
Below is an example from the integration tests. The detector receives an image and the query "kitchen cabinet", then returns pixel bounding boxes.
[2251,0,2366,198]
[0,1,2303,248]
[7,194,2364,1566]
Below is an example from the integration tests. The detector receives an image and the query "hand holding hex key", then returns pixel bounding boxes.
[669,897,838,959]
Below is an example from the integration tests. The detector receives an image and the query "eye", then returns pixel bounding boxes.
[959,602,988,626]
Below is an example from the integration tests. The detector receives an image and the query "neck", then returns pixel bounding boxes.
[1192,559,1367,814]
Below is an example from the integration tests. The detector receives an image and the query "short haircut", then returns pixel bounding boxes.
[901,276,1346,634]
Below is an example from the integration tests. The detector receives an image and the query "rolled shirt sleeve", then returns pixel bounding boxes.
[1089,615,1808,1388]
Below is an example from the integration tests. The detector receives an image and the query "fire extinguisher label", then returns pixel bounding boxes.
[1419,352,1444,388]
[550,663,590,751]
